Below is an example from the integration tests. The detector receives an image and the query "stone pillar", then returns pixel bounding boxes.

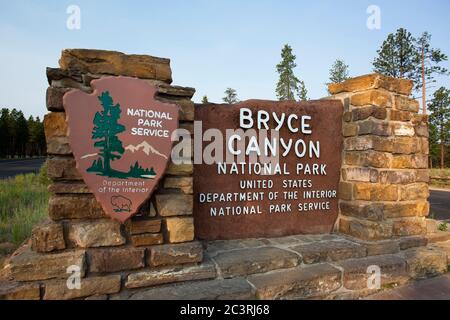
[329,74,429,241]
[2,49,202,299]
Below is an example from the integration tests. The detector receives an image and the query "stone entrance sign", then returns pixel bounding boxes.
[64,76,179,222]
[194,100,343,240]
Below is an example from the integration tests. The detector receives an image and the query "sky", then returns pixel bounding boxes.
[0,0,449,118]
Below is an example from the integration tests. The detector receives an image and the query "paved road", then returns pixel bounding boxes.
[430,189,450,221]
[0,158,46,179]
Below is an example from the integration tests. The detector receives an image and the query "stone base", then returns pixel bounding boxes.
[1,233,449,300]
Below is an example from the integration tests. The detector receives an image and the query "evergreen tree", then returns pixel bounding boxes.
[298,80,308,101]
[276,44,306,101]
[373,28,417,79]
[222,88,239,104]
[0,109,11,158]
[327,59,350,93]
[428,87,450,169]
[201,95,209,104]
[414,32,449,113]
[14,111,29,157]
[91,91,126,175]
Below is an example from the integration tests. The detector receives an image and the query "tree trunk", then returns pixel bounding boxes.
[441,142,445,169]
[421,46,426,114]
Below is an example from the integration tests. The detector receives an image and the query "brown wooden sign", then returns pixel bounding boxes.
[64,77,178,223]
[194,100,343,240]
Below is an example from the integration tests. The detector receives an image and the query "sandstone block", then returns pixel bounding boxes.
[59,49,172,83]
[393,122,415,137]
[402,247,448,279]
[124,278,255,300]
[415,125,429,137]
[48,194,105,220]
[46,67,83,84]
[88,247,145,273]
[366,150,392,168]
[67,220,125,248]
[163,177,193,194]
[339,216,393,240]
[328,74,412,95]
[344,152,362,166]
[379,170,416,184]
[247,263,342,300]
[158,97,194,121]
[148,241,203,267]
[46,87,71,111]
[392,218,427,237]
[166,162,193,175]
[0,282,40,300]
[394,95,420,112]
[48,182,91,194]
[155,194,193,217]
[353,183,398,201]
[212,247,300,278]
[339,201,383,221]
[400,183,429,201]
[6,245,85,281]
[352,105,387,121]
[44,112,70,155]
[390,110,413,121]
[127,218,161,235]
[338,182,353,200]
[125,262,216,289]
[342,123,358,137]
[164,217,194,243]
[47,156,81,180]
[337,254,408,290]
[131,233,164,247]
[344,136,374,151]
[31,220,65,253]
[342,167,377,183]
[361,240,400,256]
[358,120,392,136]
[290,240,366,264]
[383,201,429,219]
[351,89,392,108]
[398,236,428,250]
[44,275,121,300]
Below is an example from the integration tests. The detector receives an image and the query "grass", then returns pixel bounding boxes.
[0,164,50,245]
[430,168,450,177]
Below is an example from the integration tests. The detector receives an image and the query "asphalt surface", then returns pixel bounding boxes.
[0,158,449,219]
[0,158,46,179]
[430,189,450,221]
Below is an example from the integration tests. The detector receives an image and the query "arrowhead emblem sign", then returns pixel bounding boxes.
[64,77,179,223]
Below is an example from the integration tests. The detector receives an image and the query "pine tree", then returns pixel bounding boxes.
[91,91,126,175]
[276,44,306,101]
[201,95,209,104]
[222,88,238,104]
[428,87,450,169]
[15,111,29,158]
[0,109,11,158]
[298,80,308,101]
[327,59,350,93]
[373,28,417,79]
[414,32,449,114]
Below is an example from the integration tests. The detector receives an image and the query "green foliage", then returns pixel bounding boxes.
[0,108,45,158]
[222,88,239,104]
[128,161,156,178]
[428,87,450,168]
[92,91,126,174]
[201,95,209,104]
[276,44,307,101]
[438,222,448,232]
[327,59,350,93]
[373,28,417,79]
[413,32,449,93]
[0,173,48,245]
